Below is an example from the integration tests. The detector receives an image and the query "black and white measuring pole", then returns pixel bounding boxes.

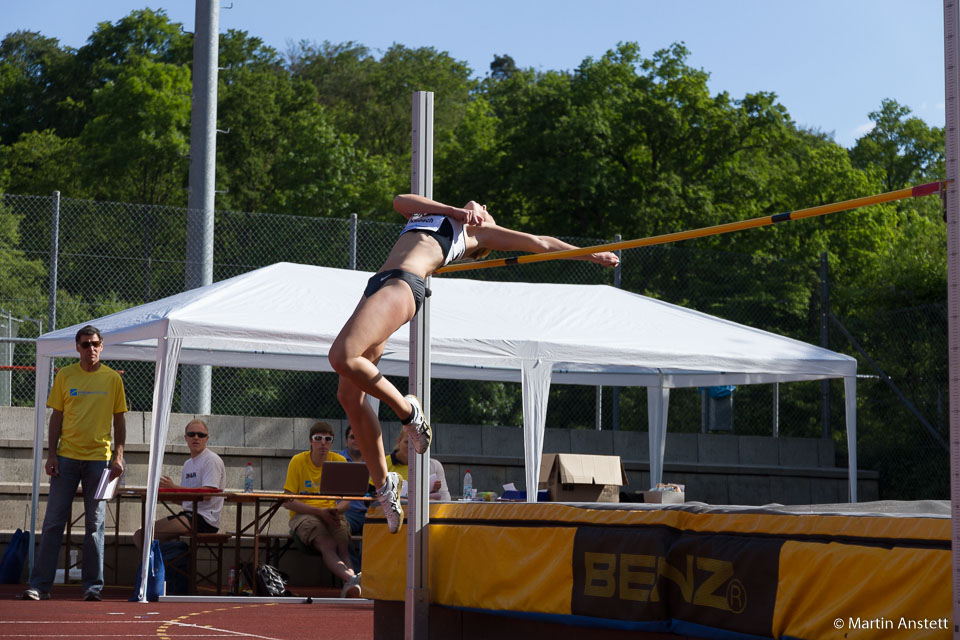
[943,1,960,636]
[406,90,434,640]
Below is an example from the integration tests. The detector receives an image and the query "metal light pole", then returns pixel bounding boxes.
[181,0,219,414]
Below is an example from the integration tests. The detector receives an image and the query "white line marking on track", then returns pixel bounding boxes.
[164,620,286,640]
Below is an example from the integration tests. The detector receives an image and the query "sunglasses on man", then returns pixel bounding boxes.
[310,434,334,443]
[185,431,208,439]
[79,340,102,349]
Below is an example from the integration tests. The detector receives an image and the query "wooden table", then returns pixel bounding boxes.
[225,491,374,594]
[100,489,372,594]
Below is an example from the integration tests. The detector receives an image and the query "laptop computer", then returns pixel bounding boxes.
[318,461,372,497]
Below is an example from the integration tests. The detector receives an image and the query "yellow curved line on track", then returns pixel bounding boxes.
[156,603,282,640]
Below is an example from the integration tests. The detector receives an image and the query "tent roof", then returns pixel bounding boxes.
[36,262,856,387]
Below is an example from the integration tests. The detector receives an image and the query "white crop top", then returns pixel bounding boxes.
[400,214,467,266]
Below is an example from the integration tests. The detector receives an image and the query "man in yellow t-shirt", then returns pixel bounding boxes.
[283,421,361,597]
[386,431,450,501]
[23,325,127,602]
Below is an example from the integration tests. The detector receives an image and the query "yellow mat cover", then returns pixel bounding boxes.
[363,502,950,639]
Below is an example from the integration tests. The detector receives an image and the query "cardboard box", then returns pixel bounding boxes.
[642,489,685,504]
[538,453,628,503]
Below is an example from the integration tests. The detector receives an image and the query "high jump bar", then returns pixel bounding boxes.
[434,180,948,275]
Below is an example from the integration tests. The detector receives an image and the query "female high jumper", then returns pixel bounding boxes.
[329,195,619,533]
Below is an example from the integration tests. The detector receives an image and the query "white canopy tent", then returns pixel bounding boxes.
[30,262,858,596]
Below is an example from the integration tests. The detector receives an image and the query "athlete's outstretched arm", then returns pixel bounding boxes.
[393,194,486,226]
[469,225,619,266]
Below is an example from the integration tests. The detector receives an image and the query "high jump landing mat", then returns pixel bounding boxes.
[362,500,951,640]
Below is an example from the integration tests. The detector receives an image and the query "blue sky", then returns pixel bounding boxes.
[5,0,947,148]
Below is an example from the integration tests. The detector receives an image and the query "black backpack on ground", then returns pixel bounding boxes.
[241,562,293,597]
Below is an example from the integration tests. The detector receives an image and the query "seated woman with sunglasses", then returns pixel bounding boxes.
[133,419,226,552]
[282,421,362,597]
[329,195,620,534]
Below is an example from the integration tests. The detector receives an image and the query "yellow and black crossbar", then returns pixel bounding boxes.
[434,180,947,275]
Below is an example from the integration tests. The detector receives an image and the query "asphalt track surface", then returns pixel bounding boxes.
[0,586,374,640]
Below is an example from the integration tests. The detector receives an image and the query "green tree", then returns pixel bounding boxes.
[489,54,518,80]
[78,8,191,73]
[216,49,393,216]
[56,8,191,141]
[79,55,191,205]
[470,43,800,241]
[0,200,46,320]
[0,130,83,196]
[849,99,945,190]
[0,31,77,145]
[289,41,476,211]
[267,103,393,216]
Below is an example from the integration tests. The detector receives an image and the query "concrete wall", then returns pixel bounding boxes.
[0,406,877,520]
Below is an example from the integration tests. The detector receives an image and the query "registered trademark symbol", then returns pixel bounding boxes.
[726,579,747,613]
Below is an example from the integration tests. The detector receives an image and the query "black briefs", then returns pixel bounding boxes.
[364,269,431,314]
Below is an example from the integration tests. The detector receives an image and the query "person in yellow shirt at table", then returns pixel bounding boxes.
[386,431,451,501]
[282,421,361,598]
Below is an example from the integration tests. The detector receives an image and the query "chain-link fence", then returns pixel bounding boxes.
[0,192,949,499]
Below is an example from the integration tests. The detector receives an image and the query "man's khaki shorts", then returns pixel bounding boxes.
[290,512,350,547]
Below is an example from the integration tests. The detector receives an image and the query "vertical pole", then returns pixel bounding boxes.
[406,90,433,640]
[1,312,10,406]
[772,382,779,438]
[820,252,830,438]
[611,234,622,431]
[349,213,358,270]
[942,0,960,635]
[48,192,59,337]
[2,313,7,401]
[182,0,219,414]
[595,386,602,430]
[700,388,707,433]
[48,191,59,390]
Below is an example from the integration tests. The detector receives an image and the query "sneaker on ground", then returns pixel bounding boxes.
[83,590,102,602]
[377,472,403,534]
[402,394,432,455]
[341,572,362,598]
[21,588,50,601]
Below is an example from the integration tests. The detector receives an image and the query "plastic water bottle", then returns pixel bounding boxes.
[227,568,236,592]
[68,549,81,581]
[462,469,473,500]
[244,463,255,493]
[118,469,126,489]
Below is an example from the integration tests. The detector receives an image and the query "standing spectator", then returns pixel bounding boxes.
[336,424,368,571]
[283,421,361,598]
[133,419,226,551]
[23,326,127,601]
